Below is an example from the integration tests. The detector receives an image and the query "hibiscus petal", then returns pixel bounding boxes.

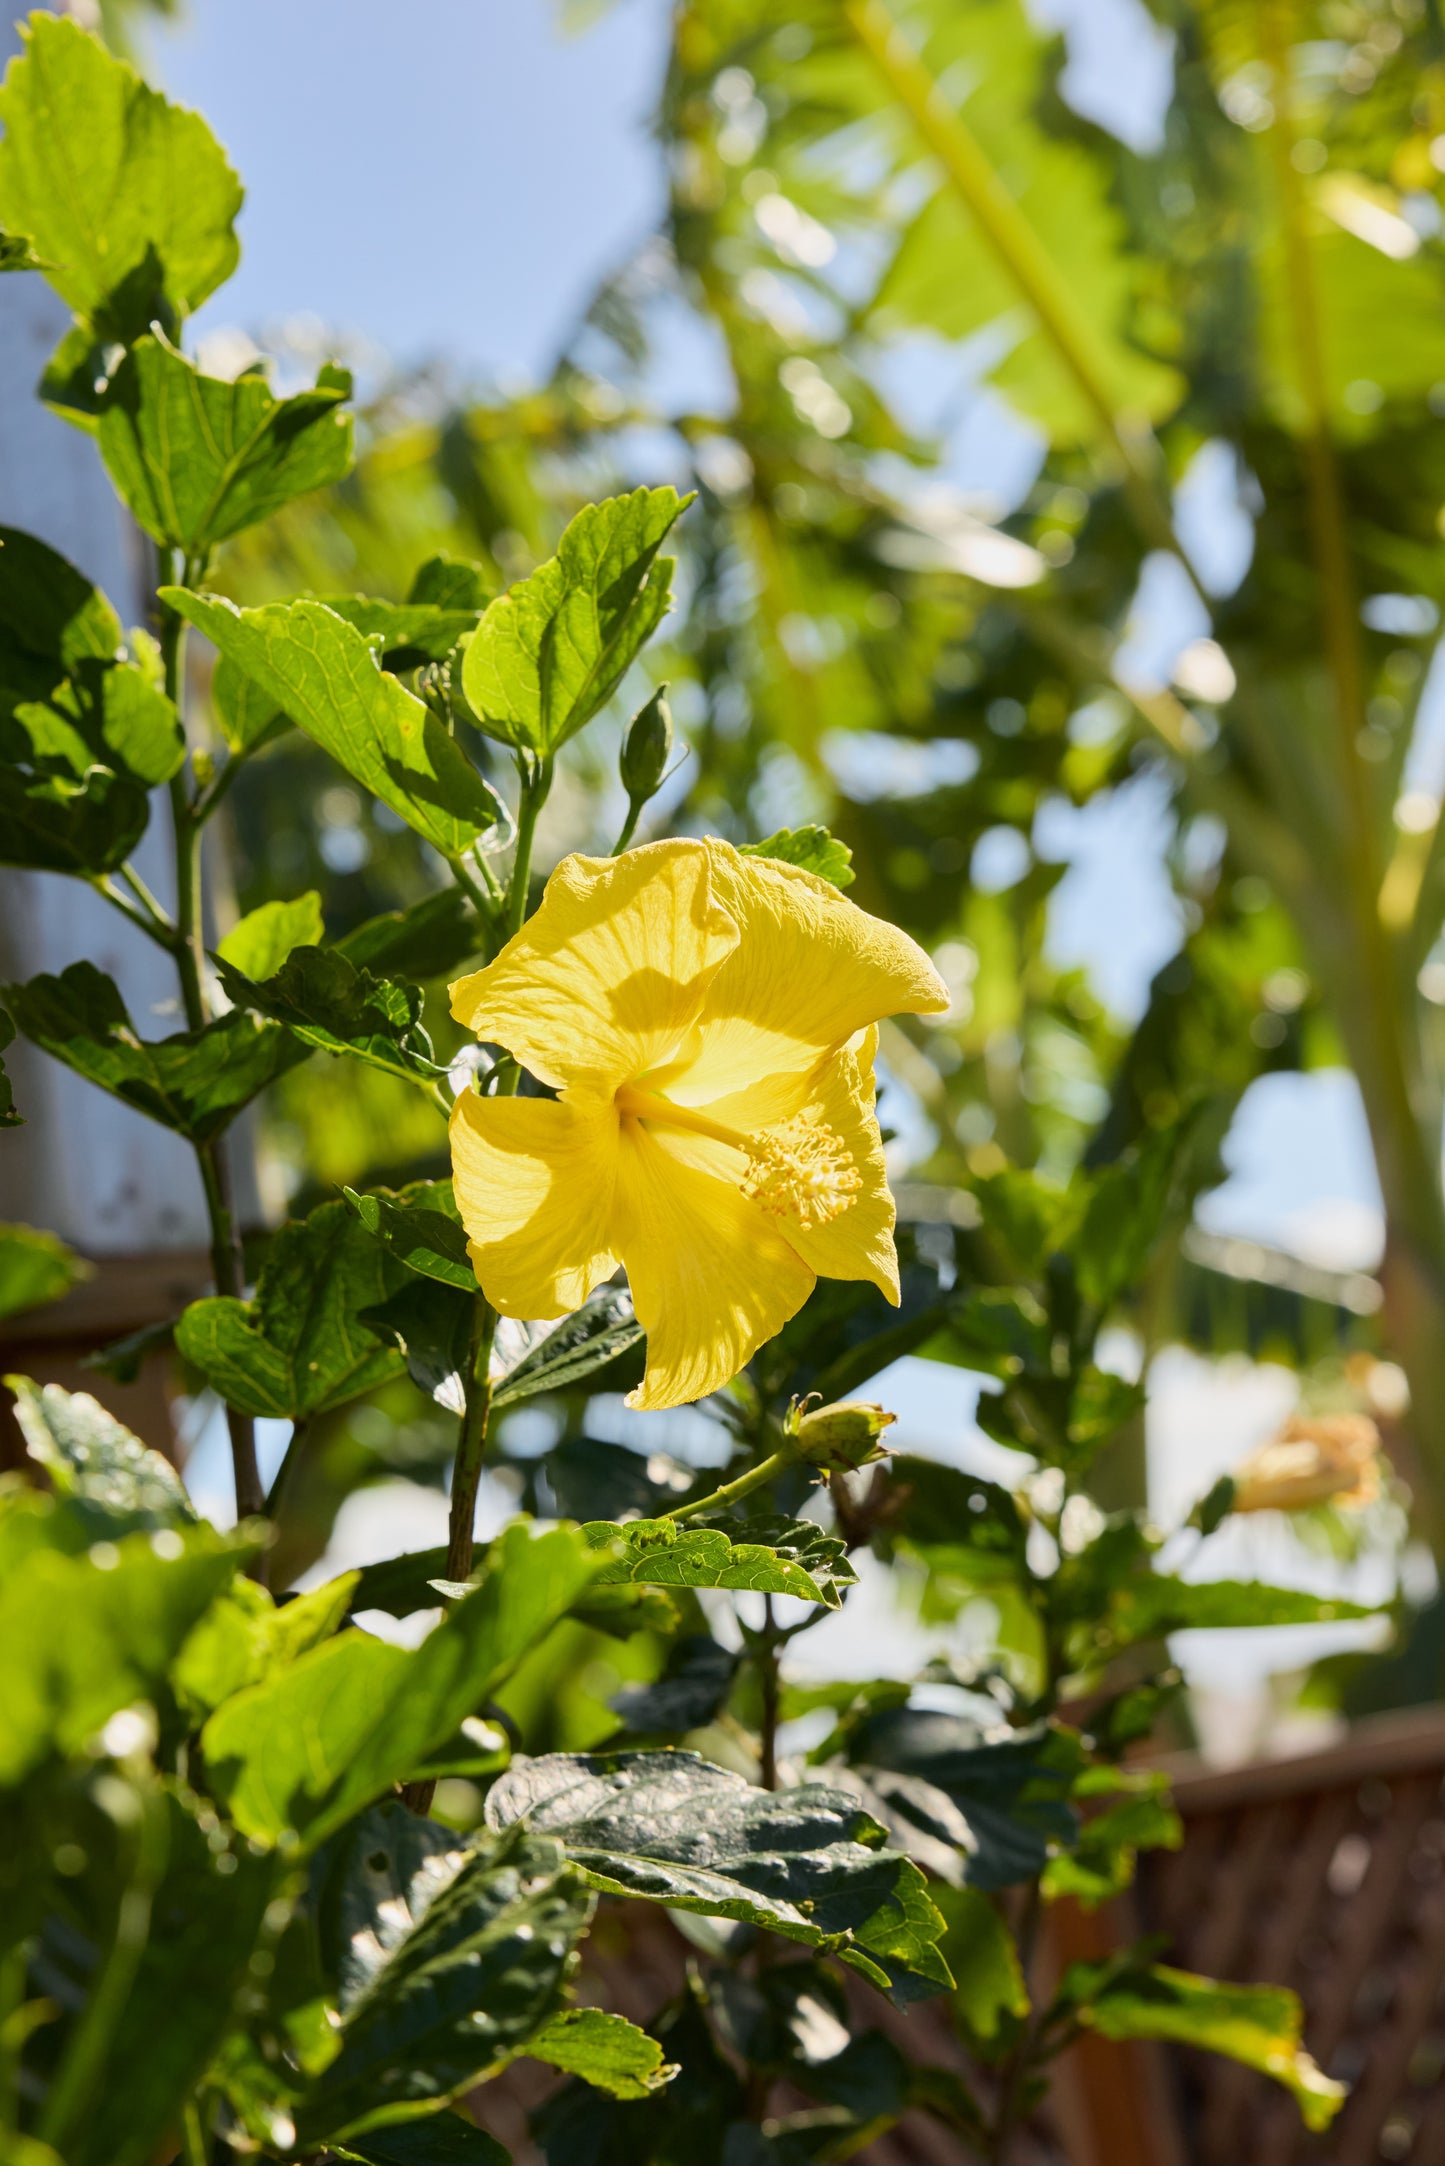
[450,839,739,1094]
[771,1028,900,1303]
[451,1092,620,1319]
[660,839,948,1106]
[614,1118,814,1411]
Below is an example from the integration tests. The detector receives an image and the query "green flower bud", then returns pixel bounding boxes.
[620,684,673,805]
[785,1397,896,1472]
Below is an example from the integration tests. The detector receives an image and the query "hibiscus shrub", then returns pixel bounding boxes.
[0,18,1363,2165]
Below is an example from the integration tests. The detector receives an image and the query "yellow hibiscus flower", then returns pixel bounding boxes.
[448,837,949,1411]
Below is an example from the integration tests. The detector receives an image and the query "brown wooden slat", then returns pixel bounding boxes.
[1189,1798,1294,1981]
[1329,1875,1445,2166]
[1161,1711,1445,1816]
[1307,1772,1438,2065]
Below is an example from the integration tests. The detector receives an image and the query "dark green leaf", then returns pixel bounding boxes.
[408,552,491,611]
[360,1276,473,1413]
[740,825,855,890]
[525,2008,675,2097]
[0,1005,19,1126]
[485,1748,952,2002]
[491,1286,644,1409]
[710,1514,859,1611]
[337,2120,508,2166]
[1067,1960,1344,2131]
[1090,1572,1377,1657]
[175,1198,405,1420]
[0,226,44,270]
[8,1374,196,1531]
[203,1521,599,1847]
[0,525,122,677]
[582,1519,845,1608]
[318,593,484,671]
[931,1883,1028,2051]
[294,1806,591,2142]
[3,962,300,1139]
[460,486,690,752]
[215,891,324,981]
[82,1316,175,1386]
[346,1545,453,1620]
[0,1515,247,1784]
[99,334,353,551]
[540,1436,693,1524]
[611,1636,738,1735]
[845,1707,1084,1890]
[0,14,241,346]
[344,1178,474,1290]
[0,1223,86,1320]
[883,1457,1030,1593]
[215,943,441,1081]
[162,591,502,857]
[335,886,480,979]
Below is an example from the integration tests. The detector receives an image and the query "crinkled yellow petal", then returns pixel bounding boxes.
[450,840,739,1094]
[451,1091,620,1319]
[658,839,948,1106]
[614,1117,814,1411]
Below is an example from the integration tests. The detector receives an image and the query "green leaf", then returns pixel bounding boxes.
[318,593,485,671]
[0,1515,247,1784]
[740,825,855,890]
[610,1635,737,1735]
[525,2008,675,2098]
[485,1749,953,2003]
[17,1777,276,2166]
[8,1375,196,1532]
[533,1978,743,2166]
[0,225,44,270]
[3,962,301,1140]
[216,891,325,981]
[1096,1573,1377,1655]
[295,1807,591,2142]
[216,942,440,1081]
[0,1223,86,1320]
[334,887,479,979]
[175,1198,406,1420]
[336,2119,508,2165]
[99,335,353,553]
[0,14,241,346]
[460,486,690,752]
[884,1457,1030,1595]
[171,1570,358,1719]
[360,1276,474,1413]
[409,552,491,611]
[0,1005,19,1126]
[1068,1960,1344,2132]
[582,1518,846,1608]
[211,650,287,754]
[0,524,122,677]
[202,1521,600,1847]
[161,592,502,857]
[931,1884,1028,2051]
[845,1707,1084,1890]
[344,1179,474,1290]
[490,1286,644,1409]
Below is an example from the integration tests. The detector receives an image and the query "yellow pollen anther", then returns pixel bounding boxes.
[740,1113,862,1230]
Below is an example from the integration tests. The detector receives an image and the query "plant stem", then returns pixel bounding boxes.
[196,1136,265,1521]
[757,1594,781,1790]
[611,800,642,855]
[181,2096,209,2166]
[505,754,553,940]
[670,1446,796,1523]
[445,1296,499,1588]
[88,874,175,950]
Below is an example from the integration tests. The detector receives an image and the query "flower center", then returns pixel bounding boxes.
[615,1085,861,1231]
[739,1112,863,1231]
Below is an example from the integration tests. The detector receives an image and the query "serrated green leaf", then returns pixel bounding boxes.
[740,825,855,890]
[175,1198,405,1421]
[0,1518,247,1784]
[344,1178,474,1290]
[3,962,301,1139]
[490,1286,643,1409]
[0,1223,86,1320]
[0,14,241,345]
[99,335,353,552]
[8,1374,196,1532]
[334,887,480,979]
[295,1808,591,2142]
[583,1519,837,1607]
[216,891,325,981]
[216,944,440,1080]
[1068,1961,1344,2131]
[525,2007,675,2098]
[161,591,502,857]
[460,486,690,752]
[203,1521,599,1847]
[485,1749,952,2003]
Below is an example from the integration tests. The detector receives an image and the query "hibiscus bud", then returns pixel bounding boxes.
[786,1397,896,1472]
[620,685,673,806]
[1228,1413,1382,1515]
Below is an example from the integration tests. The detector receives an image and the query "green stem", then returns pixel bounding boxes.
[118,859,176,937]
[505,755,553,940]
[611,796,643,856]
[757,1594,781,1790]
[446,1297,499,1587]
[181,2096,210,2166]
[196,1138,265,1522]
[670,1446,796,1523]
[88,874,175,951]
